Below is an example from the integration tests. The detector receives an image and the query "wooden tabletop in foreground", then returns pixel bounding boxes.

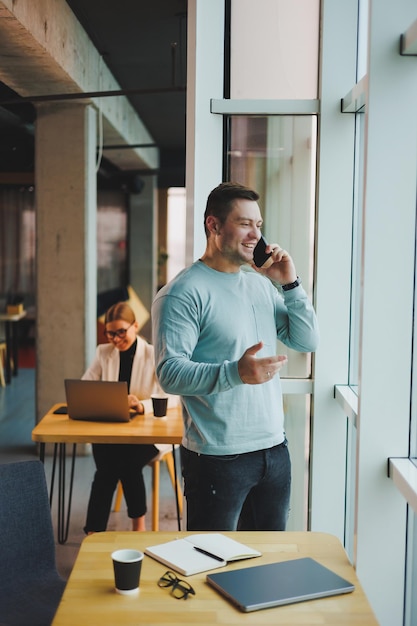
[52,531,378,626]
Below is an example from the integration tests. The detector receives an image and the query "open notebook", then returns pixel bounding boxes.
[144,533,261,576]
[206,557,355,612]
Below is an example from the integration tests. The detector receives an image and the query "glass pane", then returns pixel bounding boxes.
[230,0,320,99]
[405,510,417,625]
[412,194,417,459]
[357,0,369,81]
[349,112,365,391]
[283,394,311,530]
[228,115,317,378]
[344,418,357,563]
[228,117,316,531]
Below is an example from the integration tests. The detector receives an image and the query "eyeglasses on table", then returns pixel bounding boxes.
[157,570,196,600]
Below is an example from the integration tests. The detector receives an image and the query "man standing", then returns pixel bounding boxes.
[152,182,319,531]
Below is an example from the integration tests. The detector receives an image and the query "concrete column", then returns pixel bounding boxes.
[128,176,157,343]
[35,103,97,420]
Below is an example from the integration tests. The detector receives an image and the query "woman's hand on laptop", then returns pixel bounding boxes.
[128,394,145,415]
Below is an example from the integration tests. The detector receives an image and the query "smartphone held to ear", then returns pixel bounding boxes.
[253,235,274,268]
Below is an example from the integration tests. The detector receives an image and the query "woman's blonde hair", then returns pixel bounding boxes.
[104,302,136,325]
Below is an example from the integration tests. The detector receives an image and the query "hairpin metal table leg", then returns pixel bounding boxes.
[47,443,78,544]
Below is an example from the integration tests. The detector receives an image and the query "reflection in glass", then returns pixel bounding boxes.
[228,115,317,380]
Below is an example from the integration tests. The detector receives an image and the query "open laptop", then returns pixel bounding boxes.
[206,557,355,613]
[64,379,135,422]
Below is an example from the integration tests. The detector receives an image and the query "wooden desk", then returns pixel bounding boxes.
[52,531,378,625]
[0,310,27,383]
[32,405,183,543]
[32,404,183,446]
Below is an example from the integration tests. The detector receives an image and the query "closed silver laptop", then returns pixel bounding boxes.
[206,557,355,613]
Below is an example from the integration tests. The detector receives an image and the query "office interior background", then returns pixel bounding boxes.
[1,1,417,624]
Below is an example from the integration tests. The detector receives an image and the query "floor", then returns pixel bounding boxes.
[0,367,183,580]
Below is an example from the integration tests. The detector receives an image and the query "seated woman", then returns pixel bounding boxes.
[83,301,163,533]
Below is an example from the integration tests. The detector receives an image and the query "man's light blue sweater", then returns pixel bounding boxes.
[152,261,319,455]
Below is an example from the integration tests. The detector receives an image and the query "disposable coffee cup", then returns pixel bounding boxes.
[111,549,144,595]
[151,394,168,418]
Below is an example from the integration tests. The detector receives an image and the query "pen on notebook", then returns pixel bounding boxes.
[193,546,224,562]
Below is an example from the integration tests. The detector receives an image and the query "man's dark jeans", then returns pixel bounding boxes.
[181,440,291,531]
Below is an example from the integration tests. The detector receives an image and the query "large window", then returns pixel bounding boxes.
[228,114,317,528]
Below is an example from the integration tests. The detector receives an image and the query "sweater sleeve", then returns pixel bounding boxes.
[274,284,319,352]
[152,292,243,397]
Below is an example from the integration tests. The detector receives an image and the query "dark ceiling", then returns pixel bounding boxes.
[0,0,188,189]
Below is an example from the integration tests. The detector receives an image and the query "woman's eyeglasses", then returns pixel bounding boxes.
[157,570,196,600]
[104,321,134,340]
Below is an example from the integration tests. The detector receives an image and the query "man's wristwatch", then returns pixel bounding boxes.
[281,276,301,291]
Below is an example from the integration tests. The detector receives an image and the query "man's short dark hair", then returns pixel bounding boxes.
[204,182,260,236]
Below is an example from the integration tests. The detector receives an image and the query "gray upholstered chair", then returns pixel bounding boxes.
[0,460,66,625]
